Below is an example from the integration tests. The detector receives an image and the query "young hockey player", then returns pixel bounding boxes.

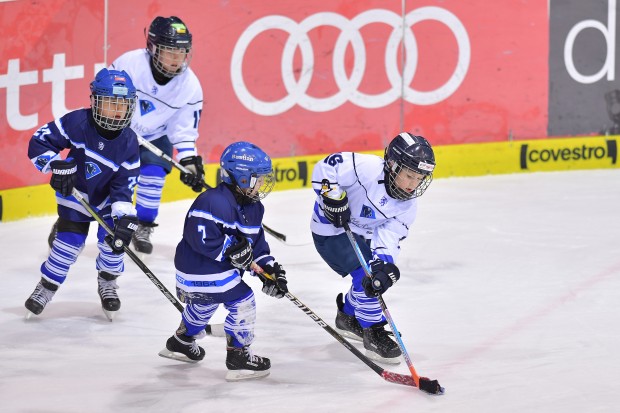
[113,15,206,254]
[47,16,205,254]
[26,68,141,320]
[311,132,436,364]
[158,141,288,382]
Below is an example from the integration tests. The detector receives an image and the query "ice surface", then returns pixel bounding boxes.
[1,169,619,412]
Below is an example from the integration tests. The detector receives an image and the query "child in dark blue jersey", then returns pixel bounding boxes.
[25,68,141,321]
[158,141,288,381]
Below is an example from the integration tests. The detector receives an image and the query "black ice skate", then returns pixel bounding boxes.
[334,293,363,342]
[225,334,270,381]
[25,278,58,318]
[363,321,402,364]
[158,332,205,363]
[131,221,157,254]
[98,271,121,321]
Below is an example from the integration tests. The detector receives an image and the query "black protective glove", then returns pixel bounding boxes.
[257,262,288,298]
[179,155,205,193]
[321,192,351,228]
[362,260,400,297]
[105,215,139,254]
[49,159,77,197]
[224,236,253,270]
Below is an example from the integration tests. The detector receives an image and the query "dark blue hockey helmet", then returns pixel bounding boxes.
[146,16,193,78]
[384,132,436,200]
[220,141,275,203]
[89,68,137,131]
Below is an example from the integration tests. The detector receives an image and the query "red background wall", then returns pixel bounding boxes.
[0,0,548,190]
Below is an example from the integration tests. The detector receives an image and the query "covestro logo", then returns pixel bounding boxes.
[520,140,617,169]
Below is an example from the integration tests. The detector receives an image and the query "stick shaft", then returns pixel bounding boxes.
[342,223,422,386]
[70,188,184,313]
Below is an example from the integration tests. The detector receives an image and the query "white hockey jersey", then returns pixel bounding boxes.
[110,49,204,160]
[311,152,418,262]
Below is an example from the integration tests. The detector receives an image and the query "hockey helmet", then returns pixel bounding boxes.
[146,16,193,78]
[220,141,275,203]
[90,68,137,131]
[384,132,436,200]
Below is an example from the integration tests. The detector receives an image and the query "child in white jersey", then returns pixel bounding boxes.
[310,133,436,364]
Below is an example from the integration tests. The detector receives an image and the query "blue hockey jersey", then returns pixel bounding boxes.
[28,109,141,221]
[174,183,275,304]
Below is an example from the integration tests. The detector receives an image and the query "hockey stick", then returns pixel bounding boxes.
[70,188,185,313]
[342,222,445,395]
[249,263,419,389]
[137,136,288,243]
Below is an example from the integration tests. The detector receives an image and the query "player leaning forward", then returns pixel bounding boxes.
[312,132,436,364]
[159,142,288,381]
[25,69,141,320]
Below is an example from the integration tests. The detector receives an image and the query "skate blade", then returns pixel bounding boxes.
[334,327,363,342]
[365,349,401,365]
[158,348,201,364]
[25,311,38,320]
[102,309,117,321]
[225,369,270,382]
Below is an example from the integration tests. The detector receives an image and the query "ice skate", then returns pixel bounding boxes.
[131,221,157,254]
[363,321,402,364]
[334,293,363,342]
[158,332,205,363]
[98,271,121,321]
[225,334,270,381]
[25,278,58,318]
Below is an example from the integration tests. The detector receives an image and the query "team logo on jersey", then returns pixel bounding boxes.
[34,154,52,171]
[151,85,158,95]
[140,99,156,115]
[360,205,376,219]
[379,196,388,206]
[98,141,105,151]
[85,162,102,179]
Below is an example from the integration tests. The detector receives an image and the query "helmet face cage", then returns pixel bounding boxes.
[90,69,137,131]
[91,95,137,131]
[384,133,436,200]
[220,142,275,203]
[386,162,433,200]
[147,16,193,78]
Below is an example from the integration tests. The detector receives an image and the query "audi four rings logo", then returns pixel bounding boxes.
[231,8,471,116]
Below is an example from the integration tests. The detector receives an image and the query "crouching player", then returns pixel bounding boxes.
[159,141,288,381]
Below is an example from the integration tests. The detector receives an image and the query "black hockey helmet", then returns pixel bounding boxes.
[383,132,436,200]
[146,16,193,78]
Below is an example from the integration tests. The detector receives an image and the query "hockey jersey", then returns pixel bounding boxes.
[174,184,274,303]
[311,152,418,263]
[110,49,204,160]
[27,109,141,221]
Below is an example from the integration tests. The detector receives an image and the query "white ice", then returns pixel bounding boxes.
[1,169,619,413]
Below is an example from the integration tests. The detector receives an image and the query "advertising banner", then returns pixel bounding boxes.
[1,0,548,191]
[549,0,620,136]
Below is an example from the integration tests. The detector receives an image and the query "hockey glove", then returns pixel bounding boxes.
[224,236,253,270]
[362,260,400,297]
[321,192,351,228]
[179,155,205,193]
[257,262,288,298]
[50,158,77,197]
[105,215,139,254]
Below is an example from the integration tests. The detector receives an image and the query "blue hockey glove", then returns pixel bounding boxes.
[362,260,400,297]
